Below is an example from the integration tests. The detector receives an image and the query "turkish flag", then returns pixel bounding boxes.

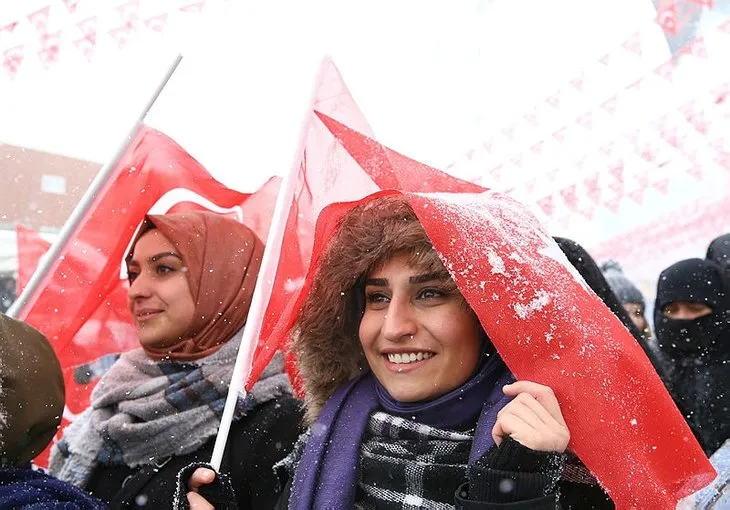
[247,58,483,387]
[245,60,713,505]
[17,126,279,383]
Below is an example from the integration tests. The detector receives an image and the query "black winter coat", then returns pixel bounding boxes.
[86,396,303,509]
[273,437,613,509]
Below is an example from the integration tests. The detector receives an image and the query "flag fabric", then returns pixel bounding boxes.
[15,127,280,466]
[245,58,714,508]
[247,58,483,385]
[16,125,266,371]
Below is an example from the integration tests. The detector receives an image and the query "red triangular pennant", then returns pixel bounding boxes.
[144,13,168,32]
[654,60,677,82]
[74,37,94,61]
[570,75,584,91]
[2,45,24,78]
[603,195,622,213]
[531,141,544,154]
[108,25,134,50]
[600,142,615,156]
[598,53,611,65]
[577,112,593,129]
[622,33,642,56]
[546,93,561,109]
[28,5,51,33]
[538,195,554,216]
[62,0,80,13]
[116,0,139,20]
[687,165,703,180]
[38,31,61,68]
[0,21,19,34]
[502,124,516,140]
[584,173,601,204]
[652,178,670,195]
[609,160,624,182]
[627,78,643,91]
[560,184,578,210]
[180,1,206,12]
[627,189,644,205]
[553,127,566,142]
[77,17,97,44]
[680,102,708,134]
[601,96,618,114]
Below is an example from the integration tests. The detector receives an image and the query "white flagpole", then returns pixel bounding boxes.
[209,58,330,471]
[7,53,183,319]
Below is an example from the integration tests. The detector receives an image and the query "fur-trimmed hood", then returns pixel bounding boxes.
[292,196,447,424]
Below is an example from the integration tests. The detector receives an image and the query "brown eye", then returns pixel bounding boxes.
[417,288,445,300]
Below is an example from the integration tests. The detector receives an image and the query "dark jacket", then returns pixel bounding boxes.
[270,437,612,509]
[0,314,104,508]
[653,258,730,456]
[0,466,106,510]
[86,396,303,509]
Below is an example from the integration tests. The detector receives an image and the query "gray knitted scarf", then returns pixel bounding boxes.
[49,329,292,489]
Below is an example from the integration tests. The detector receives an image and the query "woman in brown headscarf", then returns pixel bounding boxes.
[49,212,303,510]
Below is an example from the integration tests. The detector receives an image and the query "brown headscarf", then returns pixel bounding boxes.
[0,314,64,466]
[128,212,264,361]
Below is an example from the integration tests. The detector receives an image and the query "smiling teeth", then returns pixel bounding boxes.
[387,352,434,364]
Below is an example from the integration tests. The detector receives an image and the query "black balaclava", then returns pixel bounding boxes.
[653,258,730,455]
[654,258,730,359]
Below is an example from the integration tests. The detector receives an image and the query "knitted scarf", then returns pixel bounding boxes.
[288,355,514,509]
[49,330,292,489]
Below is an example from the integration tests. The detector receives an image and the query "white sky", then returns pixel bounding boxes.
[0,0,663,193]
[2,0,728,290]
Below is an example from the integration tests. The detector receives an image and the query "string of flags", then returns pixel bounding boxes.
[0,0,211,78]
[447,17,730,226]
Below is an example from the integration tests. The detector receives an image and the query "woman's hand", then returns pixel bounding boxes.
[186,467,216,510]
[492,381,570,453]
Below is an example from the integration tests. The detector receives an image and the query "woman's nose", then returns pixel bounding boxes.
[127,274,152,300]
[382,300,417,342]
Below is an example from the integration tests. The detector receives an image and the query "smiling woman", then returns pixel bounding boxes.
[126,232,196,350]
[48,211,303,510]
[272,195,612,509]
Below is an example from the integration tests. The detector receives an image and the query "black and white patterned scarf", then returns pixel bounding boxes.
[356,411,473,509]
[279,411,600,510]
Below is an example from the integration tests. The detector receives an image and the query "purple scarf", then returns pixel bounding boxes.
[289,355,514,509]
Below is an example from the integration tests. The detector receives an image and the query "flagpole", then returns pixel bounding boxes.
[209,59,330,471]
[7,54,183,319]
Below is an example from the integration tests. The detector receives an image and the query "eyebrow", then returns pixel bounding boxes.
[128,252,183,266]
[364,272,450,287]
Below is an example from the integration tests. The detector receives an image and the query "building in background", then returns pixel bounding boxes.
[0,142,98,307]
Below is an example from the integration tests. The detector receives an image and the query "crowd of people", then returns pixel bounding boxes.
[0,199,727,509]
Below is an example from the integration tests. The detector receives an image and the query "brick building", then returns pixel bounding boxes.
[0,142,100,232]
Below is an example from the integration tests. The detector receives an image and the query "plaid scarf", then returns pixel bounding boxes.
[287,356,515,509]
[49,330,292,489]
[356,412,473,509]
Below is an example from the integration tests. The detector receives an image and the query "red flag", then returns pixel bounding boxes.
[17,126,258,373]
[271,126,713,506]
[240,56,712,502]
[247,58,484,386]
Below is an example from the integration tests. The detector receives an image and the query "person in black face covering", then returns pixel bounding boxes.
[654,258,730,456]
